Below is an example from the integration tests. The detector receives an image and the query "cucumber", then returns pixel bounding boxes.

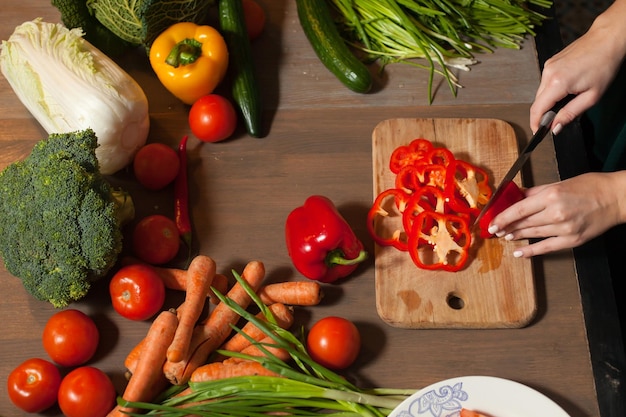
[296,0,372,94]
[218,0,263,138]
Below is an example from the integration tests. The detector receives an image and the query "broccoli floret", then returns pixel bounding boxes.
[0,129,134,308]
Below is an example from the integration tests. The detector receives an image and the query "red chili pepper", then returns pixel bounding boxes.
[367,188,410,251]
[285,195,368,283]
[174,135,192,259]
[407,211,471,272]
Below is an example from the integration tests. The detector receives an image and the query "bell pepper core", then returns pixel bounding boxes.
[149,22,229,105]
[286,196,368,283]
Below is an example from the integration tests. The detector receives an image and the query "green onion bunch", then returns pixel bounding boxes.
[327,0,551,102]
[117,270,418,416]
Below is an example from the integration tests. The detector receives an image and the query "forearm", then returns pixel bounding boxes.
[589,0,626,61]
[608,170,626,225]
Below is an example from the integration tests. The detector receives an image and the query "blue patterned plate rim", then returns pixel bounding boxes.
[388,375,571,417]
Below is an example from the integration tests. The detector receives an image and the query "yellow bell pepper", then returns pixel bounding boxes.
[149,22,229,105]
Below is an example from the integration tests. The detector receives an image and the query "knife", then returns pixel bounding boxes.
[473,96,573,227]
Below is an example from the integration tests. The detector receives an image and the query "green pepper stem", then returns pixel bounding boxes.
[165,38,203,67]
[326,249,368,267]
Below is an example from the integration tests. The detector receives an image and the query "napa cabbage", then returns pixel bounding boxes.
[0,19,150,174]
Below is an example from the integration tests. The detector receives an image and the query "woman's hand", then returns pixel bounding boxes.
[530,0,626,134]
[487,172,626,257]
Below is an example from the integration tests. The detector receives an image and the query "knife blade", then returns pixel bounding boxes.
[473,110,556,227]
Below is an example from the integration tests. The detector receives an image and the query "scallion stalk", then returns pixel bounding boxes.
[327,0,551,102]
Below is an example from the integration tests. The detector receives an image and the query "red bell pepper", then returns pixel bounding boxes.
[478,180,525,238]
[445,159,492,217]
[389,138,434,174]
[367,188,410,251]
[286,195,368,283]
[402,186,449,233]
[408,211,471,272]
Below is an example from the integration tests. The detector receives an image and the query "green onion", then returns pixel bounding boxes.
[327,0,551,102]
[117,269,418,416]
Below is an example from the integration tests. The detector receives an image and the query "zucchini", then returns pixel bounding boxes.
[296,0,372,94]
[218,0,263,138]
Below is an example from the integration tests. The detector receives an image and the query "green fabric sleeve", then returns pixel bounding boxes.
[585,61,626,171]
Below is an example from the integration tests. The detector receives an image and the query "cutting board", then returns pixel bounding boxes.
[372,118,536,329]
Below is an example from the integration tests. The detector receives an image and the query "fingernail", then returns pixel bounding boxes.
[552,123,563,136]
[513,250,523,258]
[504,233,514,241]
[488,225,499,234]
[495,230,506,238]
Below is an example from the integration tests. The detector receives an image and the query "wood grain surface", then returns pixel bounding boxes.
[372,118,535,328]
[0,1,601,417]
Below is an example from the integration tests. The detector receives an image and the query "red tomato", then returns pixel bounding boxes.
[7,358,61,413]
[132,214,180,264]
[58,366,116,417]
[42,309,99,367]
[306,316,361,370]
[110,264,166,321]
[133,143,180,190]
[189,94,237,143]
[242,0,266,40]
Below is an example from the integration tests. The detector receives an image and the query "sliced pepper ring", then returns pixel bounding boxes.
[445,159,492,217]
[402,186,449,234]
[407,211,471,272]
[367,188,410,251]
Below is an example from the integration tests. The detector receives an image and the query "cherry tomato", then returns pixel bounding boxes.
[7,358,61,413]
[189,94,237,143]
[133,143,180,190]
[242,0,266,40]
[110,264,166,321]
[306,316,361,370]
[132,214,180,264]
[58,366,116,417]
[42,309,99,367]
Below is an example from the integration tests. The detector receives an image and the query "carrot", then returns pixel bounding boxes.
[208,273,230,304]
[219,302,294,355]
[163,260,266,385]
[167,255,217,363]
[224,335,291,364]
[190,360,281,382]
[107,309,178,417]
[124,301,189,375]
[124,338,145,375]
[120,255,229,301]
[257,281,323,306]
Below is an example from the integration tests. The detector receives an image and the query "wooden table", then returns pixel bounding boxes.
[0,2,605,416]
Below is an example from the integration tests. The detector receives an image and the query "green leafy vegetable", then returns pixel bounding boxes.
[118,269,418,416]
[52,0,132,55]
[0,129,135,308]
[86,0,216,47]
[327,0,551,102]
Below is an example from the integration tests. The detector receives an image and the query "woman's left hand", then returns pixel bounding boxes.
[487,172,626,257]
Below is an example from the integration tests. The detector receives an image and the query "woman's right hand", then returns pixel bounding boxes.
[530,0,626,134]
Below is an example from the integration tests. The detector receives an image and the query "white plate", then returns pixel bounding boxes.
[389,375,571,417]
